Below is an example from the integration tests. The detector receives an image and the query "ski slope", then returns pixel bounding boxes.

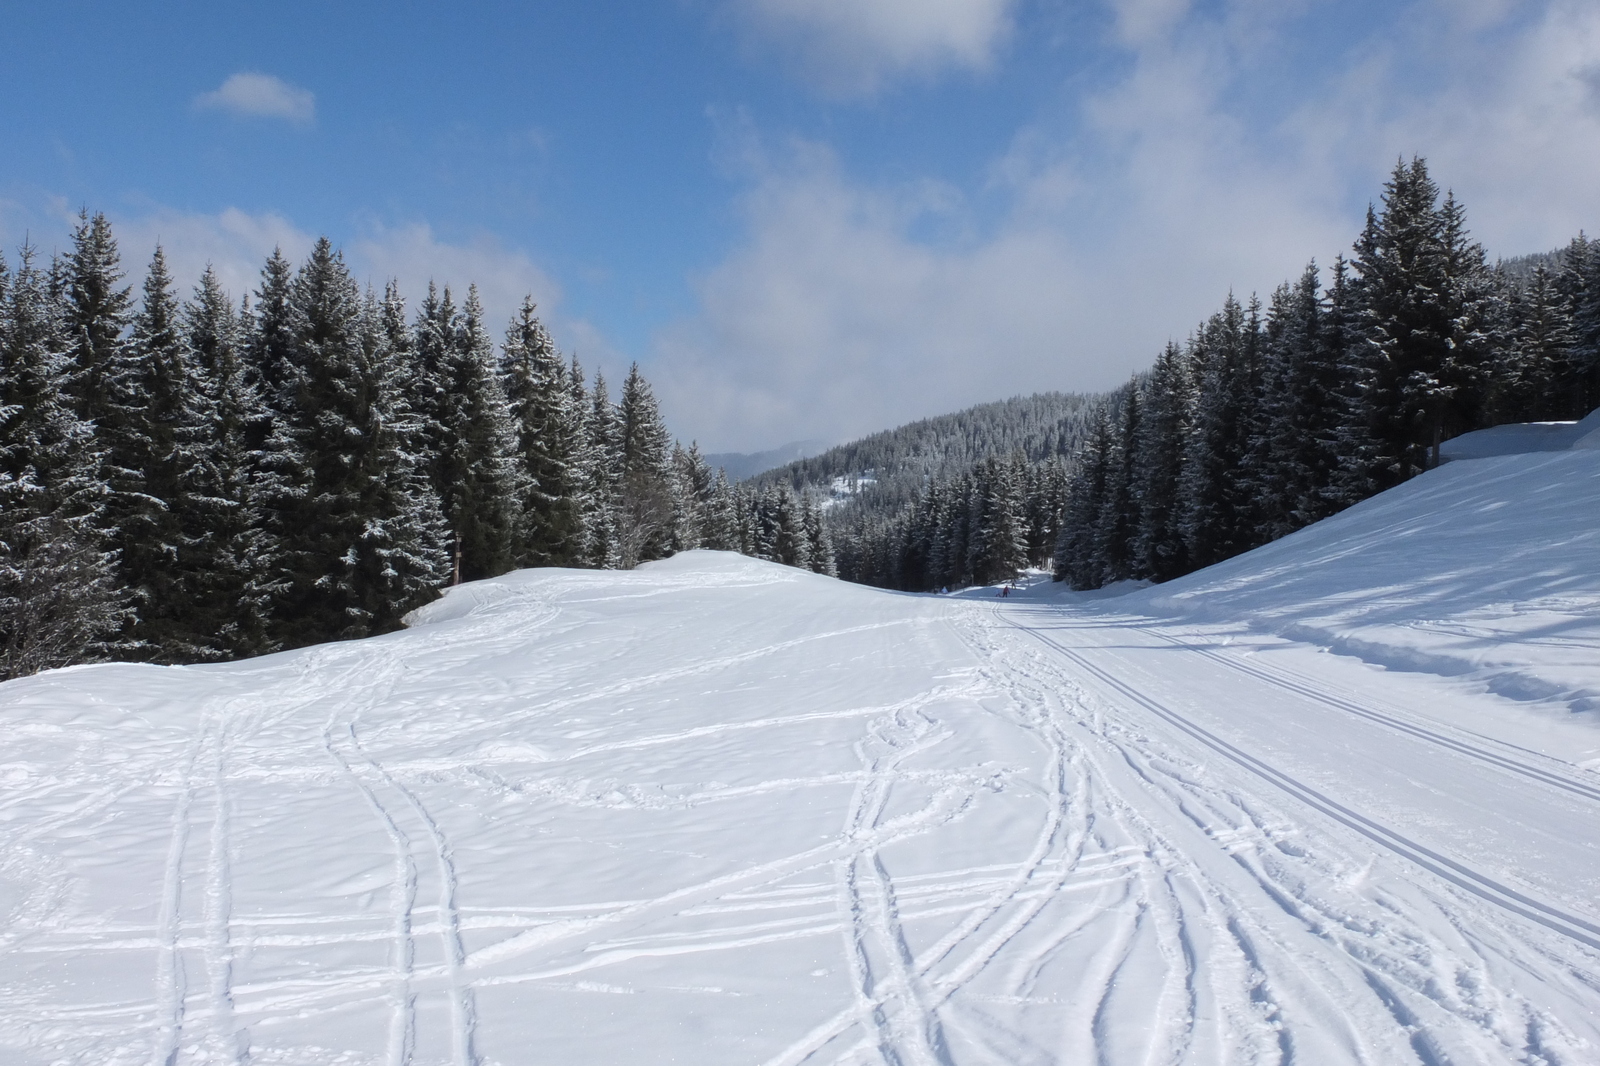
[3,450,1600,1064]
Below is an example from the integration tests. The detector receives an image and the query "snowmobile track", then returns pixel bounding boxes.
[1002,608,1600,955]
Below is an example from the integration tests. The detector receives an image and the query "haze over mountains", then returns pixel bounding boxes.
[704,440,831,482]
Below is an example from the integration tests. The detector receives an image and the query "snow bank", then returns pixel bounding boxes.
[1132,447,1600,713]
[1439,406,1600,461]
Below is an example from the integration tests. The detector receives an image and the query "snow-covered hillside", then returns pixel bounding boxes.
[4,442,1600,1064]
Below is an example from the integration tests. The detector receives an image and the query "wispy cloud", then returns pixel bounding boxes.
[723,0,1015,97]
[0,199,614,377]
[115,206,316,305]
[348,221,574,340]
[656,0,1600,452]
[193,72,316,124]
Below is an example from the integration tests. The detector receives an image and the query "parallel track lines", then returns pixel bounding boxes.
[1004,609,1600,955]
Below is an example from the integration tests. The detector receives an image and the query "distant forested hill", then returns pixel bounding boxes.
[750,391,1105,520]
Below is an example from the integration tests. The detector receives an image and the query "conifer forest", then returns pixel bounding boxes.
[4,157,1598,678]
[0,218,832,679]
[819,158,1600,592]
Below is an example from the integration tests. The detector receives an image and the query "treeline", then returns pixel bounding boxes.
[762,391,1098,529]
[838,158,1600,592]
[830,453,1068,590]
[0,214,829,679]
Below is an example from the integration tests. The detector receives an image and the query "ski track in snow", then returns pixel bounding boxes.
[3,551,1600,1065]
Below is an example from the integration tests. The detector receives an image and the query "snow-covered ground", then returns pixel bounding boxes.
[4,440,1600,1064]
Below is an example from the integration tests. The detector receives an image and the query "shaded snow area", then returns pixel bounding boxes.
[5,455,1600,1064]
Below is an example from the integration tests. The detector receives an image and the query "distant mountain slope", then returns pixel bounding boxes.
[705,439,830,481]
[754,391,1104,518]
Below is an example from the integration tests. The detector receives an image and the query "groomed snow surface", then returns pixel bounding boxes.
[4,444,1600,1065]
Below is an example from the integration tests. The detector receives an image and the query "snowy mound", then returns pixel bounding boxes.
[1130,445,1600,714]
[1438,406,1600,460]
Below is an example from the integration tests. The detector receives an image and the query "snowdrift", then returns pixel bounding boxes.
[1130,432,1600,716]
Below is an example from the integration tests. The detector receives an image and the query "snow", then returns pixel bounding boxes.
[822,474,877,510]
[5,439,1600,1064]
[1438,406,1600,461]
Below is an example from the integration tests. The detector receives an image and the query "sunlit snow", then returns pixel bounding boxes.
[3,436,1599,1065]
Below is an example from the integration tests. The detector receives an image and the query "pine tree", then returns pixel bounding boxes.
[970,454,1028,585]
[1251,262,1351,539]
[433,285,522,582]
[1350,159,1496,483]
[112,248,203,659]
[1181,295,1261,569]
[1503,266,1580,421]
[1096,388,1141,582]
[669,442,713,552]
[1055,405,1112,589]
[1560,235,1600,413]
[248,248,297,418]
[180,268,280,659]
[63,211,133,431]
[268,239,450,644]
[0,244,126,678]
[699,470,740,551]
[580,369,622,569]
[1133,342,1191,580]
[500,298,583,565]
[802,495,836,576]
[615,363,674,567]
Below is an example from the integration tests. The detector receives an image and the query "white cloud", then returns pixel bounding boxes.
[348,221,598,350]
[116,206,316,308]
[1322,0,1600,255]
[724,0,1015,96]
[654,142,1118,452]
[0,201,609,370]
[658,0,1600,452]
[194,72,316,124]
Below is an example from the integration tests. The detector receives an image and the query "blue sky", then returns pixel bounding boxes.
[4,1,1598,451]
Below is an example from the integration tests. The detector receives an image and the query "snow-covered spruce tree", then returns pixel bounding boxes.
[179,267,280,659]
[579,367,622,568]
[1250,262,1350,540]
[108,248,207,660]
[770,483,811,570]
[670,442,717,553]
[1559,235,1600,413]
[1495,266,1580,423]
[500,298,584,565]
[1054,404,1112,589]
[266,239,450,646]
[409,282,454,494]
[433,286,523,582]
[0,244,127,679]
[1023,456,1069,570]
[698,469,740,551]
[921,484,954,590]
[1181,294,1263,570]
[63,212,133,434]
[247,249,297,428]
[1348,159,1497,484]
[1095,388,1142,584]
[615,363,674,568]
[968,454,1029,586]
[1133,342,1191,581]
[802,494,836,576]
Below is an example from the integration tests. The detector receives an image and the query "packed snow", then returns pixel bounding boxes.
[4,439,1600,1064]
